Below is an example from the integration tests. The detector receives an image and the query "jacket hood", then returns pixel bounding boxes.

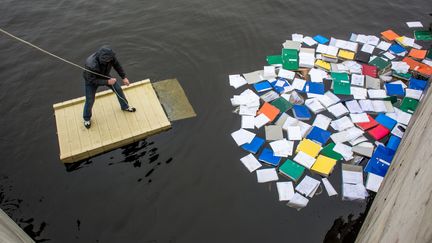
[96,46,116,63]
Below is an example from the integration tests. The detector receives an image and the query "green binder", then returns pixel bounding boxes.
[282,48,299,70]
[369,57,390,71]
[331,72,351,95]
[399,97,419,114]
[393,72,412,81]
[321,143,343,160]
[278,159,305,182]
[414,30,432,41]
[271,97,293,113]
[267,55,283,65]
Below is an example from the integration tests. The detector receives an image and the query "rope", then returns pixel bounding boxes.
[0,27,130,106]
[0,27,111,79]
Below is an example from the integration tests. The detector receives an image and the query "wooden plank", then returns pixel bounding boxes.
[123,86,151,139]
[356,81,432,243]
[0,209,35,243]
[64,104,83,162]
[54,109,72,161]
[136,85,164,128]
[54,79,171,163]
[144,84,171,127]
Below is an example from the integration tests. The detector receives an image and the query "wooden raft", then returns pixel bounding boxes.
[53,79,171,163]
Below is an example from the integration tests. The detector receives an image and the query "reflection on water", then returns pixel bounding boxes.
[324,195,375,243]
[64,139,173,185]
[0,176,50,242]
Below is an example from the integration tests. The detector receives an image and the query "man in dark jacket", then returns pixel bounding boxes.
[83,46,136,128]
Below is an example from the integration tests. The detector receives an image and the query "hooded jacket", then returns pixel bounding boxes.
[83,46,126,86]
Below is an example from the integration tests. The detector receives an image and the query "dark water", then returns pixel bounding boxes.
[0,0,430,242]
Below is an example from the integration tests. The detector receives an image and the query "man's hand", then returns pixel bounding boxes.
[108,78,117,85]
[122,78,130,86]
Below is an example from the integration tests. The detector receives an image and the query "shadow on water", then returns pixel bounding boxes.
[0,176,50,242]
[64,139,173,184]
[324,194,375,243]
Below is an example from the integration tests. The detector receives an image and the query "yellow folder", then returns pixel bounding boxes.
[311,155,337,176]
[315,59,331,71]
[338,49,355,60]
[295,139,322,157]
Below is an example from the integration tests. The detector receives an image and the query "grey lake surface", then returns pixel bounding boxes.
[0,0,430,242]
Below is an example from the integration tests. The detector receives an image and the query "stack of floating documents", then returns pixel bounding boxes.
[228,22,431,209]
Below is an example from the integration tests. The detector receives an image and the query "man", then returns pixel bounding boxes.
[83,46,136,128]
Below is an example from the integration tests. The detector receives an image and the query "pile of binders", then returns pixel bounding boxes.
[230,21,431,210]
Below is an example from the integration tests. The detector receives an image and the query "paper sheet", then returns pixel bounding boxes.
[366,173,384,192]
[312,114,332,130]
[256,168,279,183]
[293,151,316,169]
[240,154,262,172]
[406,21,423,28]
[270,139,294,157]
[241,115,255,129]
[295,176,321,198]
[350,113,370,123]
[322,178,338,196]
[231,129,256,146]
[286,192,309,210]
[278,68,295,80]
[342,170,363,185]
[229,74,247,89]
[276,182,295,201]
[255,114,271,129]
[287,126,302,140]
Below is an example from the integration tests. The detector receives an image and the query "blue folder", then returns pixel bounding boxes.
[307,82,325,95]
[253,81,272,93]
[258,148,282,166]
[306,126,331,145]
[292,105,312,120]
[386,135,401,151]
[270,78,290,94]
[389,43,406,54]
[375,114,397,130]
[364,145,396,177]
[408,77,427,91]
[385,83,405,96]
[241,136,265,154]
[313,35,329,44]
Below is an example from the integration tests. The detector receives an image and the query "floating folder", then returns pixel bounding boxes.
[338,49,355,60]
[241,136,265,154]
[296,139,322,157]
[375,114,397,130]
[320,142,343,160]
[311,155,337,177]
[292,105,312,120]
[313,35,329,44]
[389,43,406,54]
[367,124,390,140]
[399,97,419,114]
[364,145,395,177]
[386,135,401,151]
[385,83,405,96]
[369,57,390,72]
[266,55,283,65]
[282,48,299,70]
[257,102,280,122]
[279,159,305,182]
[258,148,282,166]
[408,77,427,91]
[315,59,331,71]
[381,29,400,41]
[355,51,371,63]
[271,97,293,113]
[355,114,378,130]
[307,82,325,95]
[414,30,432,41]
[253,81,272,93]
[306,126,331,145]
[409,48,427,59]
[362,64,378,78]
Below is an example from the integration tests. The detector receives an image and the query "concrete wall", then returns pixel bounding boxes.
[0,209,34,243]
[356,81,432,243]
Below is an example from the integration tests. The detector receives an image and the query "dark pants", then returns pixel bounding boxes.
[83,82,129,121]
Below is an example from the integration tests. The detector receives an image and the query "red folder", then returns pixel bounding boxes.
[355,115,379,130]
[362,64,378,78]
[367,124,390,140]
